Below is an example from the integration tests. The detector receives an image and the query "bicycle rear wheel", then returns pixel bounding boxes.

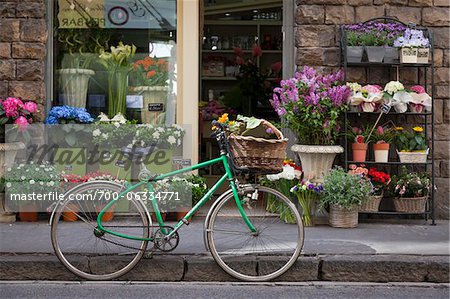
[51,181,150,280]
[206,185,304,281]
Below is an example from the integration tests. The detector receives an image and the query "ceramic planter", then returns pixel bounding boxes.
[346,46,364,63]
[365,46,385,63]
[400,47,418,63]
[373,143,390,163]
[384,47,399,63]
[352,143,368,162]
[397,149,429,163]
[291,145,344,183]
[329,204,358,228]
[58,68,95,108]
[417,48,430,64]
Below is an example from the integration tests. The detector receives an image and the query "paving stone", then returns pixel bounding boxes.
[265,256,319,281]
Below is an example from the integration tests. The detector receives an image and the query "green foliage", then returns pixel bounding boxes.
[394,127,427,151]
[321,167,372,209]
[391,167,431,198]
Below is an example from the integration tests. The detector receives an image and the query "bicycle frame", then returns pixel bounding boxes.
[96,153,256,241]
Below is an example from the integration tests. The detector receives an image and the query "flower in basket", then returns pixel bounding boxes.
[132,124,185,149]
[383,81,412,113]
[392,168,431,198]
[394,126,427,152]
[408,85,432,113]
[367,167,390,196]
[344,21,406,47]
[393,28,429,48]
[271,67,350,145]
[131,56,168,87]
[290,179,323,226]
[92,113,138,148]
[346,83,384,112]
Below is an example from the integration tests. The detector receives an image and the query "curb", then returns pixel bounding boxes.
[0,254,448,283]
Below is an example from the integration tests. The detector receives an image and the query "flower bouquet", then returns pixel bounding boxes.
[383,81,412,113]
[346,83,384,112]
[290,180,323,226]
[391,168,431,213]
[408,85,432,113]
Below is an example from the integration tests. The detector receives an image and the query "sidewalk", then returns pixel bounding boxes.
[0,219,449,282]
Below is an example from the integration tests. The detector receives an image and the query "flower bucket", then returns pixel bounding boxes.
[400,47,418,63]
[96,204,115,222]
[58,69,95,108]
[417,48,429,64]
[397,149,429,163]
[346,46,364,63]
[291,145,343,183]
[129,86,168,125]
[359,194,383,213]
[365,46,385,63]
[329,204,358,228]
[393,196,427,213]
[373,143,390,163]
[352,143,368,162]
[62,203,79,222]
[18,204,38,222]
[384,47,399,63]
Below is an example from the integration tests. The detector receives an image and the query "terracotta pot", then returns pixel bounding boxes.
[96,205,115,222]
[18,204,38,222]
[151,212,167,222]
[174,210,192,221]
[62,203,79,222]
[352,143,368,162]
[373,143,390,163]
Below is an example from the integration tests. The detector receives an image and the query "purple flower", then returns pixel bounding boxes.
[307,183,314,190]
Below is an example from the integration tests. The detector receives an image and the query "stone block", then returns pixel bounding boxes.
[435,67,450,85]
[321,255,449,282]
[183,255,253,281]
[435,85,449,99]
[296,5,324,25]
[16,2,45,18]
[0,43,11,59]
[422,7,450,26]
[297,0,344,4]
[386,6,421,25]
[325,6,354,24]
[0,2,15,18]
[16,60,43,81]
[434,0,450,6]
[408,0,433,6]
[434,140,450,160]
[374,0,408,5]
[20,19,47,43]
[444,50,449,67]
[296,47,339,67]
[12,42,45,60]
[121,255,184,281]
[398,68,419,84]
[346,67,366,82]
[434,124,450,140]
[433,49,444,67]
[347,0,372,5]
[433,27,450,49]
[0,60,15,80]
[434,177,450,220]
[8,80,44,101]
[295,25,335,47]
[441,160,449,178]
[0,81,7,97]
[0,19,20,42]
[355,6,385,23]
[444,99,450,122]
[270,256,319,281]
[434,99,444,123]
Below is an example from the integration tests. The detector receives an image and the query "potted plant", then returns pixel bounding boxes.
[290,179,323,226]
[321,167,372,228]
[271,67,350,182]
[394,126,429,163]
[370,125,395,163]
[346,83,384,112]
[98,42,136,118]
[172,174,208,221]
[394,28,430,64]
[346,125,371,162]
[5,162,60,222]
[383,81,412,113]
[391,168,431,213]
[408,85,432,113]
[345,30,364,63]
[129,56,169,124]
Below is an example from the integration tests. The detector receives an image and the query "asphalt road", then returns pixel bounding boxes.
[0,282,448,299]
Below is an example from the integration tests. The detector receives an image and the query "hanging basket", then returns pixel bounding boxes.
[359,194,383,213]
[228,120,287,174]
[393,196,428,213]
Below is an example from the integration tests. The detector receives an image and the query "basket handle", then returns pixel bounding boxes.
[260,120,284,140]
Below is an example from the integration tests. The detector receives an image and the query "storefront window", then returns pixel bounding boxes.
[52,0,177,124]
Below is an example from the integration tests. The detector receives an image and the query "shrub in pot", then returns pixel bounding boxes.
[370,126,395,163]
[394,126,428,163]
[346,125,371,162]
[321,167,372,228]
[391,168,431,213]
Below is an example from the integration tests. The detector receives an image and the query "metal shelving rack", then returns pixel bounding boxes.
[340,17,435,224]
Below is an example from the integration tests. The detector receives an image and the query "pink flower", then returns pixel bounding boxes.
[23,101,38,113]
[2,97,23,118]
[355,135,364,143]
[410,85,426,94]
[14,116,29,131]
[252,44,262,58]
[376,126,384,135]
[363,84,382,94]
[233,47,244,58]
[271,61,282,73]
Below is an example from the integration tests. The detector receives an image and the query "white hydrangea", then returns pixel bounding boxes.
[93,129,101,137]
[152,132,160,139]
[101,133,109,139]
[30,180,35,184]
[346,82,362,92]
[167,136,176,144]
[384,81,404,95]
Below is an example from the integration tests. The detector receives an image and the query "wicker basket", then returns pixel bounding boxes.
[228,120,288,174]
[393,196,428,213]
[329,204,358,228]
[397,149,429,163]
[359,194,383,213]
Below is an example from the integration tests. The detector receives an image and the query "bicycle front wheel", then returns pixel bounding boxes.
[51,181,150,280]
[206,185,304,281]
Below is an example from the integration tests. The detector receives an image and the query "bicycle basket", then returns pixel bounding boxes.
[228,120,288,174]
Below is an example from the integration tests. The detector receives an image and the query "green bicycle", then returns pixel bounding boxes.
[50,121,304,281]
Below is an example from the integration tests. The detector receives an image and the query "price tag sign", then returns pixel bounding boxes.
[115,160,126,168]
[380,103,391,113]
[148,103,164,112]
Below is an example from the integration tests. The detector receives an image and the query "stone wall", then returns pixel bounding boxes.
[0,0,47,120]
[295,0,449,219]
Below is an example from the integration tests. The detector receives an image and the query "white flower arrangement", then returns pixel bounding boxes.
[346,83,384,112]
[266,164,301,181]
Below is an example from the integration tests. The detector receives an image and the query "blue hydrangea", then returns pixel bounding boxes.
[45,105,94,124]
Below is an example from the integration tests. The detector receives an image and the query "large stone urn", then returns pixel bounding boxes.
[0,142,25,223]
[291,144,344,183]
[58,68,95,108]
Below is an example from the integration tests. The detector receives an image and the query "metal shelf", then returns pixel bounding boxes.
[347,161,432,165]
[346,111,432,116]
